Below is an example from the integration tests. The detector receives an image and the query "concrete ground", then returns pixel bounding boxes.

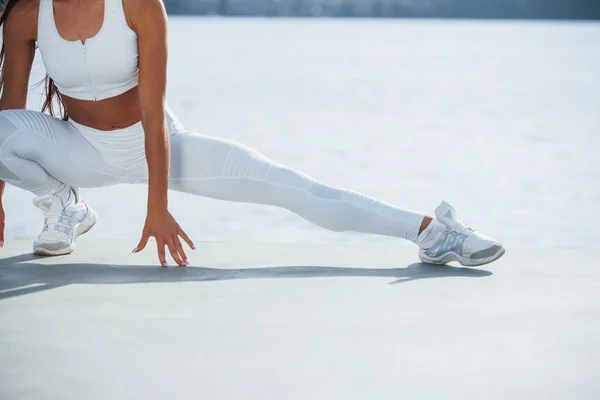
[1,238,599,400]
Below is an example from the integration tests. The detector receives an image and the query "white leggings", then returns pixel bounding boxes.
[0,108,426,242]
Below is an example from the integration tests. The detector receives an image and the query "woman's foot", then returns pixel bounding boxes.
[32,190,97,256]
[416,201,505,267]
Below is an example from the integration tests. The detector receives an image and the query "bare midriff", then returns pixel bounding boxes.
[61,86,142,130]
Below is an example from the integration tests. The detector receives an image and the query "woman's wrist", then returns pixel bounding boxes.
[147,191,168,214]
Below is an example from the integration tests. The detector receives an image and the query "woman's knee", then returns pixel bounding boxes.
[0,110,21,153]
[0,110,68,158]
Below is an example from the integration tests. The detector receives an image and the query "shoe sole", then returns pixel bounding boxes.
[33,208,97,257]
[419,246,506,267]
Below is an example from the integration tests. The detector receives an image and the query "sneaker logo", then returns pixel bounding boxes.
[41,201,53,210]
[445,210,453,219]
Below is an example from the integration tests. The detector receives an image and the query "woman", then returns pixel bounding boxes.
[0,0,504,267]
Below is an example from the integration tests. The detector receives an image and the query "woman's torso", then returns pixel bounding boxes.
[36,0,142,130]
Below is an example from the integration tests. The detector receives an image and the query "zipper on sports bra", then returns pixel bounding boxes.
[81,42,98,101]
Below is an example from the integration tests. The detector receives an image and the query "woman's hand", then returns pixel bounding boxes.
[0,180,5,248]
[0,201,4,249]
[133,209,195,267]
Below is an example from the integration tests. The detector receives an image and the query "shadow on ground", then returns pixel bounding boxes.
[0,252,493,300]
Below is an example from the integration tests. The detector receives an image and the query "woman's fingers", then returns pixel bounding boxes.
[137,220,192,267]
[174,236,188,266]
[134,230,150,253]
[156,239,168,267]
[177,225,196,250]
[167,237,186,267]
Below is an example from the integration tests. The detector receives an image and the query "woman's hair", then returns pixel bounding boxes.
[1,0,67,120]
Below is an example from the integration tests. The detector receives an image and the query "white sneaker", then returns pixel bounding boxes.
[32,191,97,256]
[417,201,505,267]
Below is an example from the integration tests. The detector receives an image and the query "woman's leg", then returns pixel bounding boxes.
[160,130,506,266]
[125,104,504,266]
[0,110,124,197]
[150,130,428,242]
[0,110,124,254]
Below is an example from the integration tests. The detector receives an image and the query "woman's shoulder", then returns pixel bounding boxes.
[122,0,166,23]
[2,0,40,41]
[122,0,166,11]
[3,0,40,19]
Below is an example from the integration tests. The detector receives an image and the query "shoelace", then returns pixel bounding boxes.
[444,230,465,247]
[426,229,468,255]
[446,219,474,235]
[39,210,80,240]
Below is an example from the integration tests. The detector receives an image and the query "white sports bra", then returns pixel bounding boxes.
[37,0,139,101]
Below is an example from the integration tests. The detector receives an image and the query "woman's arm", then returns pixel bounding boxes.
[129,0,170,215]
[0,0,37,109]
[0,0,38,247]
[128,0,194,266]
